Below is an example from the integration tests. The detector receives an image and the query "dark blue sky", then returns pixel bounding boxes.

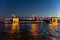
[0,0,60,17]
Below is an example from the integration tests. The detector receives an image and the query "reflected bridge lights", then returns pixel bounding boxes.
[31,23,39,38]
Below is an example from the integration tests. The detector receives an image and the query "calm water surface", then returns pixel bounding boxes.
[0,22,59,40]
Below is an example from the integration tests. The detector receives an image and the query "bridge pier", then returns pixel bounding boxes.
[11,17,20,33]
[49,17,58,35]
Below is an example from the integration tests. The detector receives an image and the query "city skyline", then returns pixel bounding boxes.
[0,0,60,17]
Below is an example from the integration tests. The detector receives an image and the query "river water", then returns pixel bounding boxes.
[0,22,59,40]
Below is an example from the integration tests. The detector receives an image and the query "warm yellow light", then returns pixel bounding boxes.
[31,24,38,36]
[52,18,58,26]
[35,20,40,22]
[11,18,19,33]
[49,17,58,34]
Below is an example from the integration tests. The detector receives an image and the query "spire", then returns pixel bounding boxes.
[32,14,36,18]
[49,16,52,17]
[56,14,58,17]
[12,14,16,17]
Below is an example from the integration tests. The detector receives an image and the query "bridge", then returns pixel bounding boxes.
[0,14,60,24]
[0,17,59,24]
[0,14,59,33]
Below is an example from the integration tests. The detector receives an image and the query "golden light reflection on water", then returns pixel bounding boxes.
[11,24,19,33]
[31,23,39,39]
[49,23,58,35]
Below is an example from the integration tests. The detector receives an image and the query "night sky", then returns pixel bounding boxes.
[0,0,60,17]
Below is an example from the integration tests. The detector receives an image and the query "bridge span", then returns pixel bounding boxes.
[0,17,59,24]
